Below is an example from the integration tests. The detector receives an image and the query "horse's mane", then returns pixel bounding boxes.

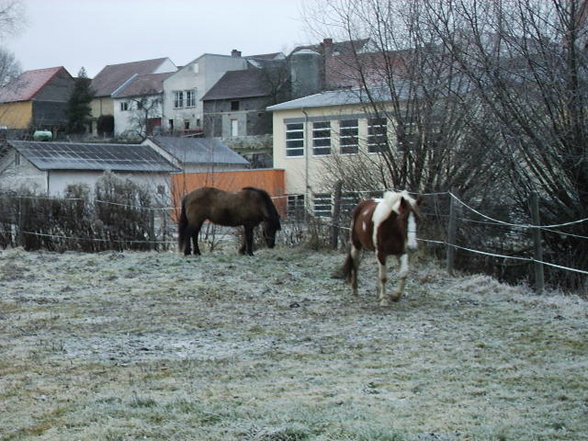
[242,187,281,228]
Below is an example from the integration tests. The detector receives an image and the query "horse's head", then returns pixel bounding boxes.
[397,192,422,250]
[261,217,281,248]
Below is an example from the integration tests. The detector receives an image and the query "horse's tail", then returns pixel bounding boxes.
[333,252,354,282]
[177,197,189,253]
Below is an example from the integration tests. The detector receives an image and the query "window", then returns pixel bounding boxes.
[231,100,240,111]
[340,119,358,154]
[287,194,305,219]
[397,121,418,151]
[368,117,388,153]
[186,90,196,107]
[174,91,184,108]
[312,121,331,155]
[313,193,332,217]
[285,123,304,157]
[120,102,129,111]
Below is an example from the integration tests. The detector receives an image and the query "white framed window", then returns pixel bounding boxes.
[285,123,304,157]
[313,193,332,217]
[120,101,129,111]
[312,121,331,155]
[368,117,388,153]
[186,90,196,107]
[174,91,184,108]
[287,194,305,218]
[340,119,358,154]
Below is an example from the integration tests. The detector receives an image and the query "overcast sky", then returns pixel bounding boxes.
[7,0,311,78]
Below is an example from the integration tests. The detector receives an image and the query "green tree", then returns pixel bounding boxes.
[66,67,94,134]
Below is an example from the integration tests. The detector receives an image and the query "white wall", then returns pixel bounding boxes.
[162,54,247,132]
[113,93,163,138]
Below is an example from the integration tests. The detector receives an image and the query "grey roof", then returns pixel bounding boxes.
[267,81,410,112]
[148,136,249,165]
[8,141,179,172]
[201,69,270,101]
[112,72,174,98]
[91,58,174,97]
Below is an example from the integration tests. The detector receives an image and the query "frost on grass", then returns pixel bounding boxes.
[0,246,586,441]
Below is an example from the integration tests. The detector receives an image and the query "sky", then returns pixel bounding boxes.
[6,0,312,78]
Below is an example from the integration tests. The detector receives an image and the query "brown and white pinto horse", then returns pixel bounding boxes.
[178,186,281,256]
[341,190,422,306]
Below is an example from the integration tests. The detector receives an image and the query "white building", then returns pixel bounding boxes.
[162,51,247,135]
[0,140,179,196]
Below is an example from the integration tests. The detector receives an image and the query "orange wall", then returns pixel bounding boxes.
[0,101,33,129]
[171,169,286,218]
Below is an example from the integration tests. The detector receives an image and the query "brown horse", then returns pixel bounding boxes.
[178,186,281,256]
[341,190,422,306]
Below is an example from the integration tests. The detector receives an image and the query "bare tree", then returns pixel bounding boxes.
[305,0,501,197]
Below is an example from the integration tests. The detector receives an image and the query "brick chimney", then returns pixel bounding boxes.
[231,49,242,57]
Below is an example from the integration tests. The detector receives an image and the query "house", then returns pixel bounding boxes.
[0,66,76,132]
[267,86,397,216]
[201,68,280,138]
[142,135,249,173]
[162,51,248,135]
[90,58,177,137]
[0,140,179,196]
[112,72,174,139]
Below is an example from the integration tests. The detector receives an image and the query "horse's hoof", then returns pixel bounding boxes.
[379,299,390,306]
[390,294,402,302]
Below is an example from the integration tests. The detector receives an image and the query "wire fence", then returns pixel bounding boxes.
[0,188,586,293]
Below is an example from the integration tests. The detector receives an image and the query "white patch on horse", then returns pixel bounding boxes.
[407,212,418,249]
[371,191,402,248]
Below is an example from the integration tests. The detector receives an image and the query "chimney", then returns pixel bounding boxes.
[231,49,242,57]
[322,38,334,58]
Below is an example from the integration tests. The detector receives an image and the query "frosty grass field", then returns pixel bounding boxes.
[0,245,587,441]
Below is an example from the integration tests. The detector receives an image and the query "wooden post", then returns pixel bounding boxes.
[331,181,343,249]
[446,190,459,275]
[530,192,545,294]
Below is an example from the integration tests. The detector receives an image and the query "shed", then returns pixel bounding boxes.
[0,140,179,196]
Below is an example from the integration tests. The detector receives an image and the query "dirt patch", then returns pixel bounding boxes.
[0,246,586,440]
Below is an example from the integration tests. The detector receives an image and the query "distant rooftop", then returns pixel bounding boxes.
[0,67,70,103]
[8,140,179,173]
[91,58,176,97]
[148,136,249,166]
[201,69,271,101]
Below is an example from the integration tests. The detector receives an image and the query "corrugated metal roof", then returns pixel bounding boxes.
[0,67,68,103]
[91,58,173,97]
[148,136,249,166]
[264,81,427,112]
[8,141,180,172]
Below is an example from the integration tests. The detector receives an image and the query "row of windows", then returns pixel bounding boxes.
[287,191,384,218]
[174,90,197,108]
[285,118,390,157]
[119,98,161,112]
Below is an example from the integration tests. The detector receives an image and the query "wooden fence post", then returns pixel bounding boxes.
[331,181,343,249]
[530,192,545,294]
[446,189,459,275]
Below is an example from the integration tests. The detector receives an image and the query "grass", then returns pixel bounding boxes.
[0,246,586,440]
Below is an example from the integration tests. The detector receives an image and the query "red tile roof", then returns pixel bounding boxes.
[0,67,67,103]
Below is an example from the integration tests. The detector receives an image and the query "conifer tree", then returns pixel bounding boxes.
[66,67,93,134]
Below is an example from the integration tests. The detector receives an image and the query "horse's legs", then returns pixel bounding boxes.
[240,226,254,256]
[390,253,409,302]
[376,253,389,306]
[190,222,203,255]
[350,245,361,296]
